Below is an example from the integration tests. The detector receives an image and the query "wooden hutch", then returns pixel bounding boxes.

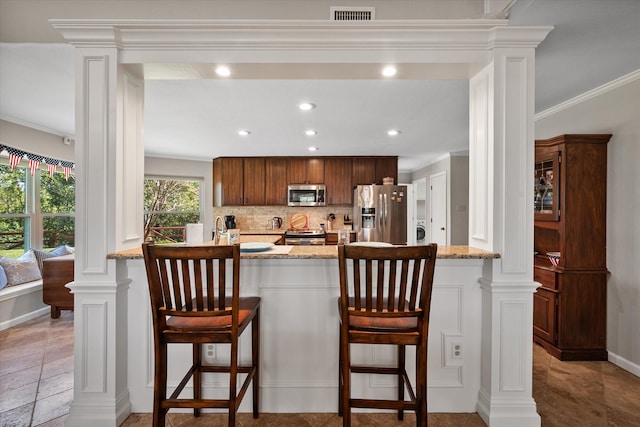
[533,134,611,361]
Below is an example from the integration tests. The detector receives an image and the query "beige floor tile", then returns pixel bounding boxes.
[0,402,34,427]
[0,381,38,413]
[3,312,639,427]
[31,388,73,426]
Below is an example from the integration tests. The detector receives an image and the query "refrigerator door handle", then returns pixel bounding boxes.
[382,193,388,238]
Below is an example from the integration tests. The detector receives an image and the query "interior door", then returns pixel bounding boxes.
[430,171,447,245]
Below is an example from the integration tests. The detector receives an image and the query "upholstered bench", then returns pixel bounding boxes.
[42,254,74,318]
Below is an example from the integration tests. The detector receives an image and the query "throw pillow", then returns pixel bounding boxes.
[0,250,42,287]
[50,245,73,256]
[0,265,7,290]
[33,249,58,273]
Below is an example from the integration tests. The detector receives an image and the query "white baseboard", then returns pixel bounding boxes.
[608,351,640,378]
[0,306,49,331]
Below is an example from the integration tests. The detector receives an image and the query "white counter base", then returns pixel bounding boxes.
[126,257,484,414]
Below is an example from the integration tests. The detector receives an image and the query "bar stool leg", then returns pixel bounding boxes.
[398,345,405,420]
[154,342,168,427]
[193,343,201,417]
[252,308,260,418]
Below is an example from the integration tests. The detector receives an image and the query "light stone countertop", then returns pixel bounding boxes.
[108,243,499,260]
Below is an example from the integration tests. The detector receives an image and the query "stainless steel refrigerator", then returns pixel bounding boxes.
[353,185,407,245]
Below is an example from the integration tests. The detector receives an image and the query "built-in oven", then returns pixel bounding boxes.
[288,185,326,207]
[284,229,326,245]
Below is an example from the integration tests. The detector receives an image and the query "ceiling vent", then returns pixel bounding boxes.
[330,6,375,21]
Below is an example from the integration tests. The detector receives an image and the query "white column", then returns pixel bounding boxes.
[469,47,540,426]
[66,46,144,426]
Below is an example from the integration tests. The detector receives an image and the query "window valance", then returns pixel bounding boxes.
[0,144,75,179]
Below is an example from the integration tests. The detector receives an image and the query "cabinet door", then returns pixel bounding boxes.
[534,151,560,221]
[533,287,557,344]
[324,158,352,205]
[265,158,288,205]
[287,158,307,184]
[287,158,325,184]
[306,158,325,184]
[375,157,398,185]
[352,158,376,186]
[243,158,265,205]
[221,158,244,206]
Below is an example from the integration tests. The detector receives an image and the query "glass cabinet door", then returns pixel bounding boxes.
[534,151,560,221]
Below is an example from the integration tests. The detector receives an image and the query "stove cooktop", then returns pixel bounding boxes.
[285,229,325,236]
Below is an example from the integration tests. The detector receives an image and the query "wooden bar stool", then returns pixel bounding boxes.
[337,243,437,427]
[142,242,260,427]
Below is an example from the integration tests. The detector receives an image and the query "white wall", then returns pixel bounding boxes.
[0,120,74,161]
[411,153,470,245]
[535,72,640,375]
[450,154,469,245]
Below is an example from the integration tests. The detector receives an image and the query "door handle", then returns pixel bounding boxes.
[440,227,445,230]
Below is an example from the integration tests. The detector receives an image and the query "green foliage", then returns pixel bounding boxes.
[0,165,26,215]
[40,172,75,213]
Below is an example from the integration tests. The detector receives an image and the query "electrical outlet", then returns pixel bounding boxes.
[204,344,216,363]
[452,342,463,359]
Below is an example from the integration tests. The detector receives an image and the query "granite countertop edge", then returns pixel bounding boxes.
[108,245,500,260]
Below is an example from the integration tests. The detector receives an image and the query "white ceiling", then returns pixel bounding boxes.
[1,0,639,172]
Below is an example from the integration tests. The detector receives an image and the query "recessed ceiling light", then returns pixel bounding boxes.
[308,146,318,151]
[215,65,231,77]
[387,129,401,136]
[382,66,397,77]
[305,129,317,136]
[298,102,315,111]
[237,130,250,136]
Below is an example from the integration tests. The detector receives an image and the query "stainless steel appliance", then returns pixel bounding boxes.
[416,219,426,245]
[353,185,407,245]
[288,185,326,207]
[284,229,326,245]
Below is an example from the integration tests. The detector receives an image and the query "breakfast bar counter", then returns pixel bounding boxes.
[109,243,498,260]
[118,243,498,415]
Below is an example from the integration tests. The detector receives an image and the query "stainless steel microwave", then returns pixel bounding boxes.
[288,185,326,207]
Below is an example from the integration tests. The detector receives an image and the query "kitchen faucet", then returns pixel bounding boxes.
[214,216,227,245]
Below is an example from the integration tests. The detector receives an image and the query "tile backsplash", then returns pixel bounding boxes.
[212,206,353,231]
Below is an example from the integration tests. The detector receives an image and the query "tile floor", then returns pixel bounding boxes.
[1,312,639,426]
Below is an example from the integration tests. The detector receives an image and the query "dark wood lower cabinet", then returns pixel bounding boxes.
[533,266,608,361]
[533,286,556,345]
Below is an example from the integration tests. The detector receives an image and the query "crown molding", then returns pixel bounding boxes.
[536,69,640,121]
[50,19,552,65]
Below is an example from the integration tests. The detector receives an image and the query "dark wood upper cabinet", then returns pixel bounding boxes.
[374,157,398,185]
[351,158,376,186]
[213,157,265,206]
[324,158,353,205]
[532,134,611,361]
[213,157,243,206]
[214,155,397,206]
[265,158,288,205]
[287,157,324,184]
[243,157,265,205]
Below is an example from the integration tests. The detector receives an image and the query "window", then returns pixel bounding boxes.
[0,162,75,258]
[144,178,201,243]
